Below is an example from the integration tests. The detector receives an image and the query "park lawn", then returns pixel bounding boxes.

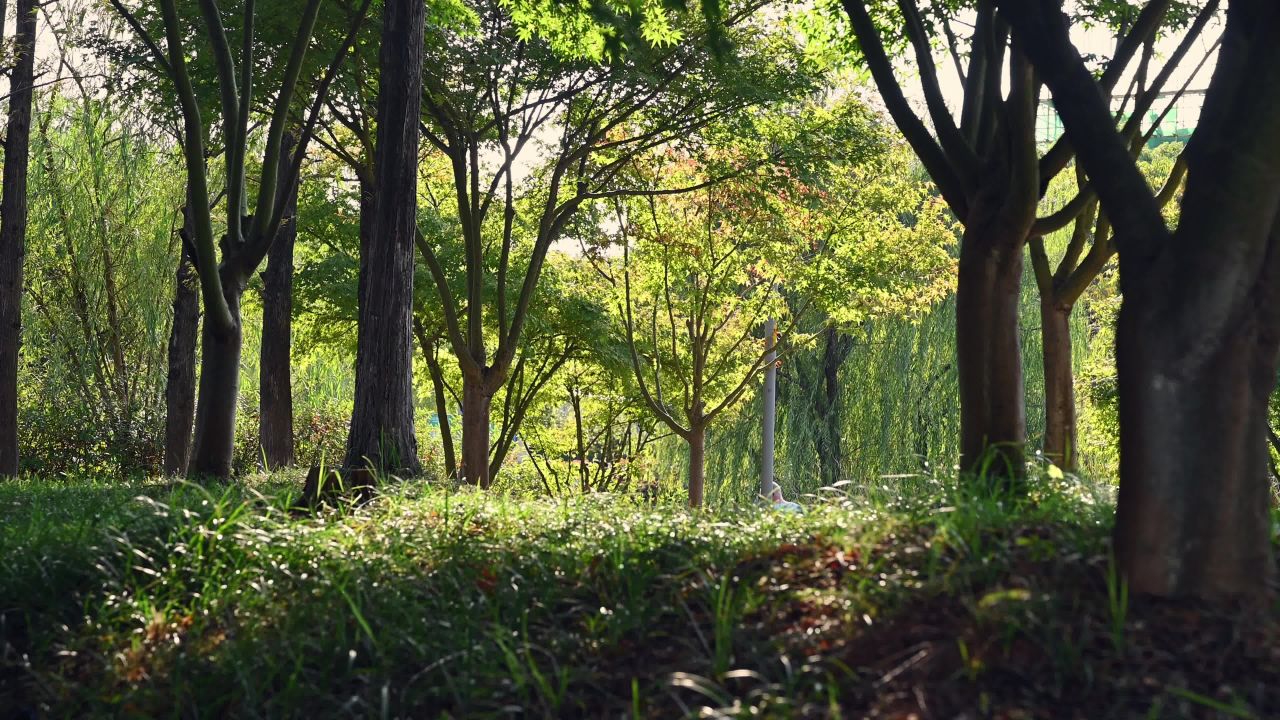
[0,472,1276,718]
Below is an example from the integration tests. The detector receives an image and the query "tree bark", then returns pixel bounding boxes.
[343,0,424,476]
[0,0,35,478]
[955,213,1027,485]
[997,0,1280,600]
[687,424,706,508]
[1039,299,1077,472]
[460,376,492,488]
[1111,2,1280,600]
[259,132,298,470]
[163,240,200,477]
[187,283,244,480]
[1115,241,1280,597]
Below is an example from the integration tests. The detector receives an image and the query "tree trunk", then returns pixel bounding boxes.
[343,0,425,476]
[418,332,457,480]
[0,0,35,478]
[163,249,200,476]
[460,375,492,488]
[687,424,706,508]
[187,285,244,480]
[1040,299,1077,472]
[571,387,588,493]
[815,325,849,487]
[1115,269,1280,597]
[259,133,298,470]
[956,216,1027,485]
[1108,3,1280,599]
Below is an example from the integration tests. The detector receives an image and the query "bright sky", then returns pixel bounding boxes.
[900,6,1223,130]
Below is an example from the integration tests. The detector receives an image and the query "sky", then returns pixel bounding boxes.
[903,5,1223,132]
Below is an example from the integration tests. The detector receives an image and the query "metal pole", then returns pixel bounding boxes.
[761,318,777,500]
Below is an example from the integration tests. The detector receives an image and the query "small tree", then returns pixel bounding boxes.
[611,123,956,505]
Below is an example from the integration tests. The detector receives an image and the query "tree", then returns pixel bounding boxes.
[1029,144,1188,471]
[165,210,200,475]
[834,0,1206,482]
[998,0,1280,598]
[109,0,367,479]
[520,354,663,497]
[259,132,299,470]
[0,0,37,477]
[411,0,812,488]
[343,0,425,476]
[610,128,955,505]
[24,91,184,476]
[775,134,958,486]
[616,179,791,507]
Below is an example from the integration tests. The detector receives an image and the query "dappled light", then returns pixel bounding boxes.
[2,0,1279,716]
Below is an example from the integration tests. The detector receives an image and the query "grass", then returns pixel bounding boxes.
[1,471,1277,718]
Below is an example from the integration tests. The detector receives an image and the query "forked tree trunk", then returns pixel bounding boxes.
[188,284,245,479]
[460,376,492,488]
[0,0,35,478]
[343,0,425,476]
[956,216,1027,485]
[259,133,298,470]
[1040,300,1077,472]
[687,424,706,508]
[163,250,200,476]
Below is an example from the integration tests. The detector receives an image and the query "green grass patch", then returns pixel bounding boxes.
[1,472,1275,718]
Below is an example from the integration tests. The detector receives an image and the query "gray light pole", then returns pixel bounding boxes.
[760,318,777,500]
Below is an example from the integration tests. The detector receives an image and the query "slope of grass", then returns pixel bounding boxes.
[1,472,1276,718]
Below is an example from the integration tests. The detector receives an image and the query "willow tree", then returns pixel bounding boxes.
[999,0,1280,599]
[110,0,365,478]
[412,0,813,488]
[833,0,1208,481]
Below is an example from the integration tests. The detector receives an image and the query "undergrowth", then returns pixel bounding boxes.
[0,471,1276,718]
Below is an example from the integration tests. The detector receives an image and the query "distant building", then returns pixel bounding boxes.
[1035,90,1206,148]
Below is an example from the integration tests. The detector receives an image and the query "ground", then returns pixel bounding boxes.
[1,472,1277,718]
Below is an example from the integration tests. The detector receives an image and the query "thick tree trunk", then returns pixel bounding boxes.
[1040,300,1077,472]
[187,285,244,480]
[815,326,849,487]
[460,376,492,488]
[0,0,35,478]
[1109,4,1280,599]
[1115,275,1280,597]
[343,0,425,476]
[259,133,298,470]
[687,425,706,508]
[956,217,1027,485]
[163,249,200,476]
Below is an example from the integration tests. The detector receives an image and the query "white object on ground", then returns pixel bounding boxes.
[767,482,804,514]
